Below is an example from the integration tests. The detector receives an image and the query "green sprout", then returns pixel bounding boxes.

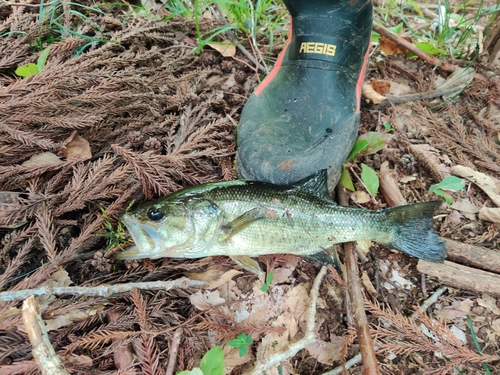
[98,202,134,255]
[228,333,253,357]
[260,271,274,292]
[177,346,224,375]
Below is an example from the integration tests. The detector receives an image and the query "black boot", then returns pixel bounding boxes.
[236,0,373,190]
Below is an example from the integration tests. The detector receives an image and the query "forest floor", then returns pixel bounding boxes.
[1,1,500,374]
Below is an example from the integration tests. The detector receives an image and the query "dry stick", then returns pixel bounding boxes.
[337,186,380,375]
[165,327,183,375]
[322,347,379,375]
[22,296,70,375]
[410,286,447,321]
[443,238,500,274]
[417,260,500,297]
[0,278,206,302]
[372,24,487,82]
[245,265,328,375]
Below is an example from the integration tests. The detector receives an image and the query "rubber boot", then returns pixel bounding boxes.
[236,0,373,190]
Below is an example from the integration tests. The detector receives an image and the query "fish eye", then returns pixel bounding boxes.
[147,207,165,221]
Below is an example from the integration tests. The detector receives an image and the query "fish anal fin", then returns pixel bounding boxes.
[221,207,267,239]
[305,246,342,272]
[230,256,263,274]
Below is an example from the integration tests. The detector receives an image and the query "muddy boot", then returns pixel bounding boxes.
[236,0,373,190]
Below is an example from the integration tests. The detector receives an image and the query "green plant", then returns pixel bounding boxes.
[177,346,224,375]
[34,1,114,55]
[340,132,389,196]
[228,333,253,357]
[260,271,273,292]
[466,316,491,375]
[429,176,464,204]
[99,202,134,255]
[15,46,51,77]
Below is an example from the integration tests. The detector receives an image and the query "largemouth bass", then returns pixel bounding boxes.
[116,170,445,272]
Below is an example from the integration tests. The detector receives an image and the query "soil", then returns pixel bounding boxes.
[0,2,499,375]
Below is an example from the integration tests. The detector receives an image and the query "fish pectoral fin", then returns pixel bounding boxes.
[221,207,267,239]
[230,256,263,274]
[306,247,342,272]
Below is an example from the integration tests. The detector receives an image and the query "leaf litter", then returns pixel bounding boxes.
[1,1,500,374]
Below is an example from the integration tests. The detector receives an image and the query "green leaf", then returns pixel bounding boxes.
[228,339,242,348]
[340,165,355,192]
[347,140,369,161]
[357,132,389,155]
[200,346,224,375]
[265,272,273,285]
[429,176,464,204]
[361,164,379,197]
[431,189,452,205]
[177,369,204,375]
[15,63,39,77]
[37,46,51,71]
[260,283,269,292]
[408,42,447,58]
[242,334,253,345]
[239,345,248,357]
[429,176,464,193]
[383,122,394,131]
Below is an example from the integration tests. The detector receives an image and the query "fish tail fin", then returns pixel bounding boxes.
[382,201,446,262]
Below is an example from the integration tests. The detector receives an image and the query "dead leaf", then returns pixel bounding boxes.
[437,299,473,321]
[400,175,417,183]
[22,152,62,166]
[61,130,92,160]
[223,345,251,367]
[479,207,500,223]
[185,267,242,289]
[379,35,411,55]
[369,79,391,95]
[387,81,412,97]
[477,294,500,315]
[362,83,386,105]
[438,67,475,100]
[45,304,104,331]
[189,290,226,310]
[207,41,236,57]
[451,198,479,220]
[356,239,372,255]
[450,165,500,207]
[351,190,371,204]
[306,338,345,365]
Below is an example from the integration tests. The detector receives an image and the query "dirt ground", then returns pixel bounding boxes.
[0,2,500,374]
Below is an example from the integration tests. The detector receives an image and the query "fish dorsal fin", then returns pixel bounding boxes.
[291,169,330,199]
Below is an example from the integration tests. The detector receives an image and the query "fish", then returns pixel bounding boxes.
[115,169,446,273]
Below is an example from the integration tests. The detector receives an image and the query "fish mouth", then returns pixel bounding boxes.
[114,215,162,260]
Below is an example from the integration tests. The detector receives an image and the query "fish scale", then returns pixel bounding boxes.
[116,170,446,273]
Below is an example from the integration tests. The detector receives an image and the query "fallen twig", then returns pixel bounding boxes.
[410,286,447,321]
[337,185,380,375]
[321,347,379,375]
[345,242,381,375]
[417,260,500,297]
[166,327,183,375]
[244,265,328,375]
[0,278,206,302]
[372,24,487,82]
[22,296,70,375]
